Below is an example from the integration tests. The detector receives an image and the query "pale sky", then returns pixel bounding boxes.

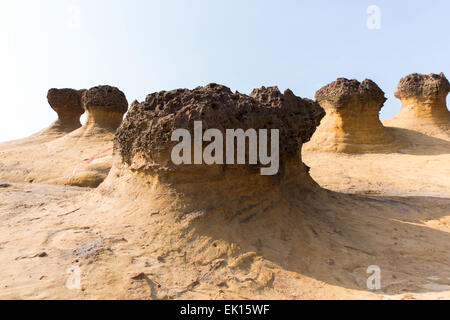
[0,0,449,142]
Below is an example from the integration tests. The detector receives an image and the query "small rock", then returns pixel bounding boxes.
[131,272,146,280]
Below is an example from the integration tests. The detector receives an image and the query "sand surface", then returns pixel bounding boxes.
[0,179,448,299]
[0,137,449,300]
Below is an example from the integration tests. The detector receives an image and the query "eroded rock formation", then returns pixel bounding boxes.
[0,85,129,188]
[304,78,404,153]
[0,88,85,150]
[81,85,128,133]
[116,84,323,173]
[46,88,85,133]
[383,73,450,139]
[84,84,450,299]
[103,84,324,214]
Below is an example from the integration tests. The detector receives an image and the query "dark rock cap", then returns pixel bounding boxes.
[394,73,450,100]
[250,86,325,146]
[47,88,85,117]
[115,83,324,166]
[314,78,387,108]
[82,85,128,113]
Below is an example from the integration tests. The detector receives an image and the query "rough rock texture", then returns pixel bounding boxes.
[314,78,387,108]
[115,84,324,175]
[249,86,325,143]
[304,78,405,153]
[384,73,450,139]
[394,72,450,101]
[82,85,128,129]
[47,88,85,129]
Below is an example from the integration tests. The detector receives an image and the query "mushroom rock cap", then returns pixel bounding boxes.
[394,72,450,101]
[115,84,323,172]
[384,73,450,138]
[249,86,325,145]
[47,88,85,129]
[304,78,402,153]
[315,78,387,109]
[82,85,128,129]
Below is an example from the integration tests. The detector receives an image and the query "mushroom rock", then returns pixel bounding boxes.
[383,73,450,139]
[304,78,405,153]
[0,88,85,150]
[81,85,128,134]
[0,86,128,188]
[102,83,325,215]
[46,88,85,133]
[40,85,129,186]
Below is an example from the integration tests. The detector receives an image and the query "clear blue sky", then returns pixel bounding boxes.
[0,0,449,142]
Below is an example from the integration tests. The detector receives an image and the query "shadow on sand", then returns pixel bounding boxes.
[190,188,450,296]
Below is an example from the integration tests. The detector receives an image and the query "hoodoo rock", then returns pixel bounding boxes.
[304,78,405,153]
[383,72,450,139]
[0,88,85,150]
[47,88,85,132]
[47,89,85,134]
[82,85,128,131]
[102,84,324,218]
[0,85,128,187]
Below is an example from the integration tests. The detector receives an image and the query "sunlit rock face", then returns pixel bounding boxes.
[384,73,450,139]
[304,78,402,153]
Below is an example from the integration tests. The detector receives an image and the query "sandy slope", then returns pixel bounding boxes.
[0,130,448,300]
[0,86,128,188]
[0,170,449,300]
[0,124,115,188]
[303,127,450,195]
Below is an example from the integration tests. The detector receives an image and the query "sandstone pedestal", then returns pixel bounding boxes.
[304,78,405,153]
[383,73,450,139]
[46,88,85,133]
